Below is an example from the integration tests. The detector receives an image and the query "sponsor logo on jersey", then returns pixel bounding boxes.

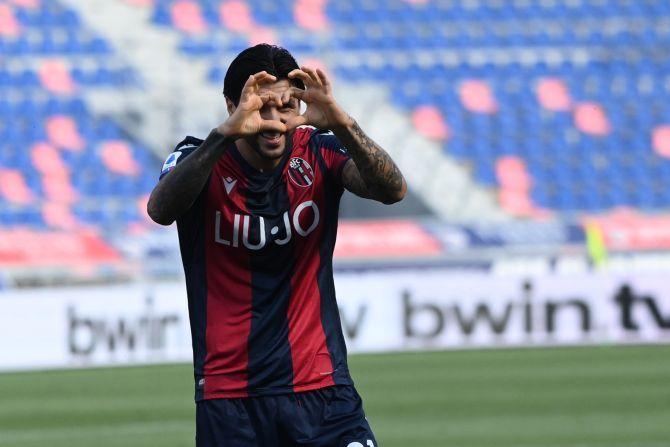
[288,157,315,187]
[214,200,319,250]
[161,151,182,175]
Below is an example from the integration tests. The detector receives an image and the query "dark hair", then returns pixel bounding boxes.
[223,44,304,105]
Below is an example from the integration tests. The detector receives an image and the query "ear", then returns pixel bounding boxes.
[225,97,236,116]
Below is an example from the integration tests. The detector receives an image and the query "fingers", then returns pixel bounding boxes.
[285,115,308,131]
[259,119,287,133]
[281,87,305,104]
[289,67,322,88]
[315,68,330,88]
[240,71,277,102]
[280,87,294,105]
[258,90,283,107]
[288,69,312,87]
[301,66,322,87]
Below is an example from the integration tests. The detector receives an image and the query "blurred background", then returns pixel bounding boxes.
[1,0,669,446]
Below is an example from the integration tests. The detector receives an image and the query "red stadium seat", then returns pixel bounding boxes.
[412,105,450,140]
[300,57,330,76]
[31,142,69,175]
[495,156,550,217]
[248,27,277,46]
[498,189,534,216]
[42,201,79,230]
[8,0,39,8]
[99,140,141,176]
[0,4,20,37]
[38,60,76,95]
[652,125,670,158]
[294,0,329,31]
[220,0,254,32]
[495,156,532,191]
[459,79,498,114]
[0,169,35,204]
[42,172,78,204]
[574,102,611,136]
[536,78,572,111]
[171,0,207,34]
[46,115,85,151]
[122,0,154,6]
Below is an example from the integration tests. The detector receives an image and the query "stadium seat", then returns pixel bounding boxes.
[412,105,450,140]
[0,169,35,204]
[45,115,85,150]
[573,102,611,136]
[220,0,255,32]
[99,141,141,176]
[652,125,670,158]
[0,3,21,37]
[38,59,76,94]
[459,80,499,114]
[536,78,572,112]
[294,0,329,31]
[42,201,78,229]
[171,0,207,34]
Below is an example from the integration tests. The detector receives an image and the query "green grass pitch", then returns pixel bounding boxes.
[1,345,669,447]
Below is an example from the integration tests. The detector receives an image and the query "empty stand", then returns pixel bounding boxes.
[0,0,157,230]
[146,0,670,214]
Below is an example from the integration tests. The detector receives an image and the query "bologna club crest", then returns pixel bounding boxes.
[288,157,315,187]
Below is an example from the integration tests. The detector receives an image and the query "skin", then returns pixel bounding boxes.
[226,79,301,172]
[147,67,407,226]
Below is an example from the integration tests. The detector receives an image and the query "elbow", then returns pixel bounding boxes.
[381,193,404,205]
[146,199,174,226]
[380,180,407,205]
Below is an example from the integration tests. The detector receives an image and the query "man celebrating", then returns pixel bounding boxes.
[148,44,406,447]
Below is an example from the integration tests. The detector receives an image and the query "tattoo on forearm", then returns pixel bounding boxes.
[336,120,405,202]
[149,153,210,222]
[148,130,230,224]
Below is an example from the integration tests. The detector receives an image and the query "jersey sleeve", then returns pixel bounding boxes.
[158,136,203,180]
[309,130,351,187]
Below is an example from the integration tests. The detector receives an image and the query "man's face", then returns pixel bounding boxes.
[243,79,300,162]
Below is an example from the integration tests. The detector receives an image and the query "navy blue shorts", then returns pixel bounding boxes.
[195,385,377,447]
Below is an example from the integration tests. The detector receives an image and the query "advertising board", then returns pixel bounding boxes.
[1,271,668,371]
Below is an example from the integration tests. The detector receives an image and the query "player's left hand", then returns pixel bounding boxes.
[284,66,352,131]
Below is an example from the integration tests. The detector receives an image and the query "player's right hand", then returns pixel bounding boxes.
[217,71,287,139]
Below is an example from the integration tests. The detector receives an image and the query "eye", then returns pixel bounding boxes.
[283,99,299,110]
[280,102,298,112]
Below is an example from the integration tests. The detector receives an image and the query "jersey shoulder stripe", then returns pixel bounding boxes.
[309,128,349,156]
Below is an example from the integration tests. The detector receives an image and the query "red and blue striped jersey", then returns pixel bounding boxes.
[159,127,353,400]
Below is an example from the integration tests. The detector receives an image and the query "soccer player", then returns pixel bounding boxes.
[147,44,406,447]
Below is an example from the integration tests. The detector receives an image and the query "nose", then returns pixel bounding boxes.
[260,104,281,122]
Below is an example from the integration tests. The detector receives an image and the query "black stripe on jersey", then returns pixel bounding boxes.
[231,142,296,394]
[176,178,210,401]
[308,136,352,386]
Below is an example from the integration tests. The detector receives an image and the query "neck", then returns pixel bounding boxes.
[235,139,281,172]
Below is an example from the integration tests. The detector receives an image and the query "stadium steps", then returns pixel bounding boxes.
[58,0,226,155]
[335,83,506,221]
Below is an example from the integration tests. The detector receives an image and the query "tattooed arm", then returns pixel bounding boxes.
[285,66,406,204]
[334,118,406,204]
[147,129,232,225]
[147,71,288,225]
